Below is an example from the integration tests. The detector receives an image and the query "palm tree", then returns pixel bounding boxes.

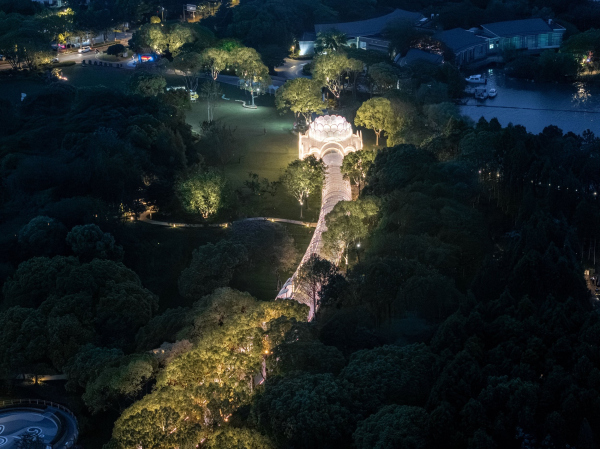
[314,30,348,54]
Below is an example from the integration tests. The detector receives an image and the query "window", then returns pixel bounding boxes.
[489,43,495,49]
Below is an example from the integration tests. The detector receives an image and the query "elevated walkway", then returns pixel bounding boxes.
[277,152,351,319]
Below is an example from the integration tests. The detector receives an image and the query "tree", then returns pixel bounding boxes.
[185,288,259,341]
[201,47,231,80]
[82,354,157,413]
[562,28,600,68]
[312,52,352,99]
[172,51,204,93]
[127,71,166,97]
[204,428,275,449]
[254,372,354,448]
[40,11,73,49]
[63,344,124,392]
[322,198,379,266]
[106,43,125,56]
[424,102,460,131]
[232,47,271,107]
[0,27,51,70]
[230,220,298,289]
[175,168,228,218]
[2,256,79,309]
[128,22,214,55]
[268,339,346,377]
[0,307,49,380]
[347,57,364,99]
[18,215,67,257]
[199,80,221,123]
[353,405,430,449]
[66,224,124,261]
[314,29,347,54]
[296,255,337,319]
[340,344,437,413]
[416,81,449,104]
[383,20,425,57]
[354,97,398,146]
[135,308,191,351]
[275,78,324,124]
[280,156,325,218]
[197,121,237,166]
[150,15,161,24]
[341,149,376,192]
[178,240,249,299]
[368,62,398,94]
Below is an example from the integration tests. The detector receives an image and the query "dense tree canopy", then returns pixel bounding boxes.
[280,156,325,218]
[275,78,325,124]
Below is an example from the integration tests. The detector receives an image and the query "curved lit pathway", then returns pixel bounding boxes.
[277,152,351,319]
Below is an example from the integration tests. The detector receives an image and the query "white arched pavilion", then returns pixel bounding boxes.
[298,115,363,160]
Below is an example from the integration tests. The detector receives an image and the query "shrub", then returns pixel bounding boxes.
[107,44,126,56]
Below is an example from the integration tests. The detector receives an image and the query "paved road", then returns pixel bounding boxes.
[0,32,131,71]
[274,58,311,80]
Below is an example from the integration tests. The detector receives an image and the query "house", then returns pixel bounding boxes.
[298,9,426,56]
[481,18,566,53]
[394,48,443,66]
[434,18,567,68]
[433,28,488,67]
[31,0,63,5]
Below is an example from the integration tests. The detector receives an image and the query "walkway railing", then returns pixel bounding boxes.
[0,399,78,425]
[138,211,317,229]
[277,153,351,319]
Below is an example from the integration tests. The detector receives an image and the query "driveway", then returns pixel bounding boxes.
[274,58,311,80]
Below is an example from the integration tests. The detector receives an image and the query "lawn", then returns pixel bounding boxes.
[186,82,324,221]
[121,220,314,307]
[56,68,309,219]
[2,67,349,222]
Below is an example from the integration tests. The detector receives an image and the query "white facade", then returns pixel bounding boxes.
[32,0,63,5]
[299,115,363,160]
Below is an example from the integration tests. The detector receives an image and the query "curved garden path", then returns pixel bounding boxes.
[138,211,316,228]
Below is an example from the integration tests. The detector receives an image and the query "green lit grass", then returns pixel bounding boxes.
[186,82,321,222]
[122,220,314,306]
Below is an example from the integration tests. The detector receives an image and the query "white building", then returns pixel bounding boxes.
[298,115,363,160]
[32,0,63,6]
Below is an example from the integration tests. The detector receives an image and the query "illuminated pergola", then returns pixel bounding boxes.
[280,116,361,319]
[298,115,363,160]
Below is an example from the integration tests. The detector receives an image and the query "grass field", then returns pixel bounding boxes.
[186,82,323,221]
[121,220,314,307]
[1,67,320,303]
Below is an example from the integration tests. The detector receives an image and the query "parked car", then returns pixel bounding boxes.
[78,46,91,53]
[51,57,59,63]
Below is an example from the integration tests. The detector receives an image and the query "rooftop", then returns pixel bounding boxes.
[315,9,424,38]
[396,48,443,66]
[481,18,556,37]
[434,28,487,52]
